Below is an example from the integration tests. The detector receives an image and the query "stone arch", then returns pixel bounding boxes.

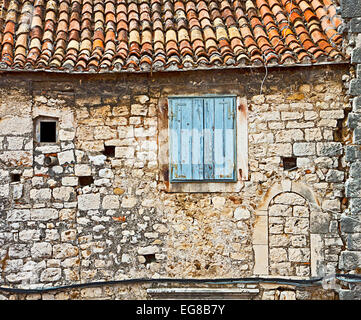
[252,179,324,277]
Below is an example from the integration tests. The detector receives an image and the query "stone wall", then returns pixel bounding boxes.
[0,64,350,299]
[339,0,361,300]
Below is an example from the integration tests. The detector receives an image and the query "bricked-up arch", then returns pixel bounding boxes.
[268,192,311,277]
[252,180,324,277]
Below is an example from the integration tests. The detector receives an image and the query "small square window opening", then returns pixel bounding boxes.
[40,121,57,143]
[10,173,21,182]
[79,176,94,187]
[282,157,297,171]
[103,146,115,157]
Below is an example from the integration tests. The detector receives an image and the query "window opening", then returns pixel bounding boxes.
[40,121,57,143]
[282,157,297,171]
[103,146,115,157]
[10,173,21,182]
[79,176,94,187]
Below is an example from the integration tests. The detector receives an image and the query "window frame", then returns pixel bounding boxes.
[168,95,237,183]
[34,116,59,144]
[158,95,249,193]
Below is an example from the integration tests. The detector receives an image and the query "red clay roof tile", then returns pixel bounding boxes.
[0,0,347,72]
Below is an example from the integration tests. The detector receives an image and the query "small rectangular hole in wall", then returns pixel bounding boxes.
[10,173,21,182]
[79,176,94,187]
[282,157,297,171]
[103,146,115,157]
[144,254,156,264]
[40,121,57,143]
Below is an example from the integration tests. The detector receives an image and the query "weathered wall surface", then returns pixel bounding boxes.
[0,65,350,299]
[339,0,361,300]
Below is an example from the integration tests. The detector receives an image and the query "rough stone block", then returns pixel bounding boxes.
[341,0,361,18]
[274,192,306,205]
[345,145,361,162]
[94,126,117,140]
[53,187,75,202]
[347,112,361,129]
[31,242,52,259]
[30,188,52,201]
[58,150,75,165]
[0,151,33,167]
[339,251,361,271]
[31,208,58,221]
[9,245,30,259]
[341,215,361,233]
[293,142,316,156]
[347,233,361,250]
[233,207,250,220]
[305,128,322,141]
[352,97,361,113]
[7,209,30,221]
[269,204,292,217]
[316,142,343,157]
[61,230,77,242]
[275,129,303,142]
[78,193,101,210]
[99,168,114,178]
[345,179,361,197]
[0,184,9,197]
[354,127,361,144]
[267,143,292,157]
[137,246,159,255]
[74,164,91,176]
[320,110,344,119]
[62,177,79,186]
[6,137,24,150]
[212,196,226,209]
[310,211,331,233]
[350,17,361,32]
[19,229,41,241]
[269,248,287,262]
[131,104,148,116]
[322,199,341,212]
[102,195,120,209]
[281,112,303,120]
[288,248,310,262]
[351,47,361,64]
[113,105,129,116]
[0,117,32,135]
[339,289,361,300]
[350,79,361,96]
[53,244,79,259]
[121,197,137,208]
[325,170,345,182]
[40,268,62,282]
[115,147,135,158]
[349,198,361,214]
[118,126,134,138]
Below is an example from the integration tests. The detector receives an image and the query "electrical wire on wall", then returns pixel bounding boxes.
[0,274,360,295]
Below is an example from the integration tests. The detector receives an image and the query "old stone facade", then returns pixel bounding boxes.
[337,0,361,300]
[0,64,354,300]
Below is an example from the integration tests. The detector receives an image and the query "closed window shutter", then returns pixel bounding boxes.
[169,97,235,182]
[169,98,204,181]
[205,97,236,181]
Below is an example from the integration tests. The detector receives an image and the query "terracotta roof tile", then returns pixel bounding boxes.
[0,0,347,72]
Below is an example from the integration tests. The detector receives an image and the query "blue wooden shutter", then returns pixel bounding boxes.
[204,97,236,181]
[169,97,235,182]
[169,98,204,181]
